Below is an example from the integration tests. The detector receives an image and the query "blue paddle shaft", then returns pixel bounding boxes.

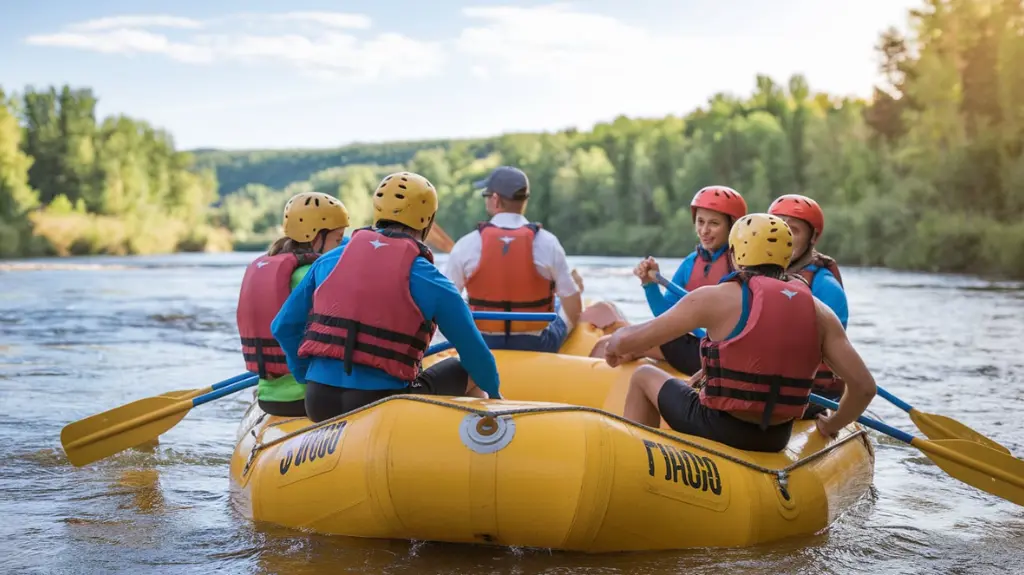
[201,338,458,409]
[426,341,454,355]
[471,311,558,321]
[210,371,254,392]
[654,274,708,339]
[808,393,915,444]
[193,375,259,407]
[875,385,913,413]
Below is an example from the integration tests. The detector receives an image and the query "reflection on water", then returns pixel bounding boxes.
[1,252,1023,574]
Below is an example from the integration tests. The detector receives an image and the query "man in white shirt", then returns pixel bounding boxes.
[444,166,583,353]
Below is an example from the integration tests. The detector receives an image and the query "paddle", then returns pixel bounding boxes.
[873,385,1011,454]
[648,271,708,338]
[426,223,455,253]
[160,371,254,402]
[61,341,455,468]
[471,311,558,322]
[809,394,1024,507]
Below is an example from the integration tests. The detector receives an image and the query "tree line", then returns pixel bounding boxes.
[2,0,1022,277]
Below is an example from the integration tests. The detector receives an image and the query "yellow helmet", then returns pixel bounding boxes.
[728,213,794,268]
[283,192,349,242]
[372,171,438,231]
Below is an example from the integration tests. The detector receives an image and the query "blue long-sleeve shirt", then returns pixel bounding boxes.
[805,265,849,329]
[270,238,501,398]
[642,245,729,317]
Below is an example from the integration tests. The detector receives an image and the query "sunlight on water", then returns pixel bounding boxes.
[1,252,1022,574]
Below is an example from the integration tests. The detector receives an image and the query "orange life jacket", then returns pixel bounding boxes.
[465,222,556,336]
[297,228,436,382]
[698,274,821,429]
[796,252,845,397]
[236,251,319,379]
[685,245,734,291]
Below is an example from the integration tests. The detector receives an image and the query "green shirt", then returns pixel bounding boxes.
[257,264,311,403]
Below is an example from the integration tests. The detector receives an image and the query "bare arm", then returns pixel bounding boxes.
[559,291,583,327]
[816,299,877,434]
[606,286,715,359]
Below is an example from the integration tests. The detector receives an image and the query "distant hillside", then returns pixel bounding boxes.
[191,138,493,196]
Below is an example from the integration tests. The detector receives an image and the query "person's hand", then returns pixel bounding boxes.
[633,257,659,285]
[571,269,584,292]
[815,413,840,439]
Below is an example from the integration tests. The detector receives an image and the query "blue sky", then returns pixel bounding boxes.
[2,0,920,151]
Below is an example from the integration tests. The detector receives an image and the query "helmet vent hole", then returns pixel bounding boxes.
[304,197,312,205]
[770,228,778,232]
[787,241,793,247]
[395,193,405,199]
[314,198,320,207]
[767,238,777,243]
[375,192,384,197]
[401,176,409,182]
[322,217,326,221]
[714,191,721,196]
[299,218,303,222]
[397,184,408,190]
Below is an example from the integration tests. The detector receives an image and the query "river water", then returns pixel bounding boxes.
[1,252,1022,575]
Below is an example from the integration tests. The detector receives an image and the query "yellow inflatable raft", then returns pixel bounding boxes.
[229,322,875,552]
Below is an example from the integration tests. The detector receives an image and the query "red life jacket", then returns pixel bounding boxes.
[465,222,556,336]
[796,251,843,290]
[296,227,436,382]
[698,274,821,429]
[796,252,845,397]
[684,245,734,291]
[236,251,319,379]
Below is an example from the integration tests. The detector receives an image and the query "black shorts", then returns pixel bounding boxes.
[304,358,471,423]
[257,398,307,418]
[656,378,793,452]
[659,334,702,375]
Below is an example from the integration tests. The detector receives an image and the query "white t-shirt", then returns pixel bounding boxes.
[443,213,579,329]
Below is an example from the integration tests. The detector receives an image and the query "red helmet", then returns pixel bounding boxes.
[690,186,747,222]
[768,194,825,237]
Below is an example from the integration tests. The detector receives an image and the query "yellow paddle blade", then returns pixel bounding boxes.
[913,437,1024,507]
[60,395,193,468]
[910,409,1011,454]
[162,388,210,401]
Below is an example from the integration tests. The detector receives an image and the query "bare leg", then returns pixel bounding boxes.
[464,377,487,399]
[623,365,673,427]
[579,301,630,331]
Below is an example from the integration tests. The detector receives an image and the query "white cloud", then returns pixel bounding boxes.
[453,3,725,127]
[25,11,443,82]
[263,12,372,30]
[68,15,205,32]
[28,29,214,63]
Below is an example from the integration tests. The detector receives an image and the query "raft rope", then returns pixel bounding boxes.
[241,395,870,495]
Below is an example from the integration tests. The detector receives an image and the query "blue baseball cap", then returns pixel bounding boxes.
[473,166,530,199]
